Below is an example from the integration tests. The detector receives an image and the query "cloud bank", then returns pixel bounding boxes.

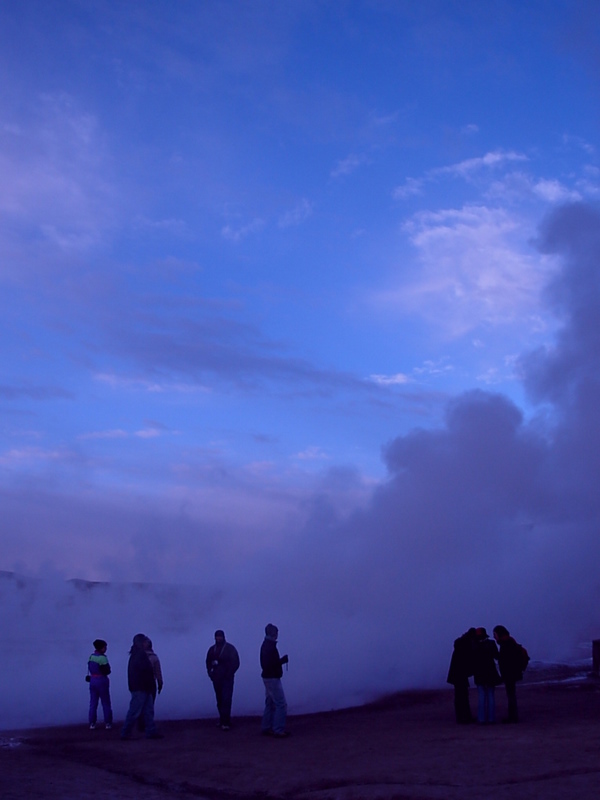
[3,203,600,730]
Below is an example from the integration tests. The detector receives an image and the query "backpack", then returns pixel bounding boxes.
[518,644,530,672]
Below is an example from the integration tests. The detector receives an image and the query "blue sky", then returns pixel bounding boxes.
[1,0,600,596]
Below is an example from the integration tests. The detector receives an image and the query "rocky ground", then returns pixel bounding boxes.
[2,667,600,800]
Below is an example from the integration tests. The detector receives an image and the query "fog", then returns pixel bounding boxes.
[2,203,600,731]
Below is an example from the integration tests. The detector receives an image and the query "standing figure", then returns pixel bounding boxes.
[120,633,163,740]
[206,629,240,730]
[493,625,525,723]
[137,637,164,732]
[446,628,476,723]
[260,623,289,738]
[87,638,113,730]
[146,638,164,697]
[473,627,501,724]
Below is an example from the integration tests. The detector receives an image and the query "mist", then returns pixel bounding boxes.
[2,203,600,731]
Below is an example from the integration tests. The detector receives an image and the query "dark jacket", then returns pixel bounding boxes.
[260,637,284,679]
[447,631,475,686]
[206,641,240,683]
[473,637,501,687]
[127,648,156,694]
[496,636,524,683]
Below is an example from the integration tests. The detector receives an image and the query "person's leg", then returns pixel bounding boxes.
[142,693,158,738]
[89,684,100,726]
[213,680,225,724]
[219,678,234,727]
[261,679,275,733]
[488,687,496,723]
[477,685,486,723]
[505,681,518,722]
[99,681,113,726]
[268,679,287,734]
[121,691,146,739]
[454,681,472,722]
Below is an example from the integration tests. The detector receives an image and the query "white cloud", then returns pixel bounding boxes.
[0,446,75,466]
[392,177,423,200]
[94,373,209,394]
[135,427,162,439]
[221,217,265,241]
[532,179,581,203]
[435,150,528,179]
[294,445,329,461]
[78,429,128,440]
[330,154,363,178]
[278,198,312,228]
[369,372,411,386]
[133,215,189,235]
[562,134,595,155]
[375,205,558,338]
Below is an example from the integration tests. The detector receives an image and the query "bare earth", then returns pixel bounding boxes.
[2,673,600,800]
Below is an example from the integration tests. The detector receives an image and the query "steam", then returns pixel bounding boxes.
[2,203,600,731]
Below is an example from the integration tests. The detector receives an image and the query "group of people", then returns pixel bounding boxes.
[447,625,528,725]
[88,622,527,737]
[86,623,291,740]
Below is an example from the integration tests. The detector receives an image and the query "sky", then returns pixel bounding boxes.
[2,1,600,726]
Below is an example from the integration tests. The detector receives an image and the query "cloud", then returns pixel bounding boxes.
[4,204,600,728]
[294,445,329,461]
[435,149,528,179]
[376,204,557,337]
[532,179,582,204]
[221,218,265,241]
[392,177,423,200]
[278,198,312,228]
[0,93,117,263]
[0,383,73,401]
[330,154,364,178]
[369,372,411,386]
[78,429,129,441]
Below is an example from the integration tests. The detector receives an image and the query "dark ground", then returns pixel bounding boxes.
[2,668,600,800]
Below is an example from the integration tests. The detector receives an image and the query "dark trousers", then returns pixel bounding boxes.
[453,680,473,723]
[504,680,518,721]
[89,678,113,725]
[213,677,234,726]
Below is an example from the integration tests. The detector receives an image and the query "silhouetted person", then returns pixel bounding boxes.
[87,638,113,730]
[473,627,501,723]
[138,637,163,732]
[260,623,289,737]
[447,628,477,723]
[493,625,524,723]
[206,629,240,730]
[121,633,163,740]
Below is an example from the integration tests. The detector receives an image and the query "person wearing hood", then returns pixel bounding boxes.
[447,627,477,724]
[493,625,525,723]
[260,623,289,738]
[120,633,163,740]
[206,629,240,730]
[473,627,501,724]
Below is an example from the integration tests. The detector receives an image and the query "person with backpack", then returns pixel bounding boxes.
[493,625,529,723]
